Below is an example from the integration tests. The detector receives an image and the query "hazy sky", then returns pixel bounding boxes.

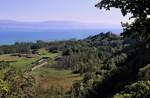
[0,0,129,25]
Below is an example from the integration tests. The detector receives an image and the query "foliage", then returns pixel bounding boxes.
[113,80,150,98]
[138,64,150,80]
[0,79,10,97]
[31,67,82,98]
[0,40,49,55]
[95,0,150,42]
[0,31,149,98]
[0,61,36,98]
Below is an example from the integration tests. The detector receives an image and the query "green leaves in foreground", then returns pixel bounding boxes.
[0,79,10,97]
[96,0,150,43]
[113,80,150,98]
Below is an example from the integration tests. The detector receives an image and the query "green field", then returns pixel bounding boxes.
[0,54,19,62]
[0,49,82,98]
[38,48,60,59]
[0,54,38,73]
[0,49,59,72]
[10,57,38,72]
[31,67,82,98]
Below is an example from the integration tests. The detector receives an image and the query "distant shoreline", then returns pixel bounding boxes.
[0,29,121,45]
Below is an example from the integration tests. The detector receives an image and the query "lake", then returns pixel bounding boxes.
[0,29,121,45]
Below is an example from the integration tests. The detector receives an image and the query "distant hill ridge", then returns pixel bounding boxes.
[0,20,121,32]
[86,32,120,41]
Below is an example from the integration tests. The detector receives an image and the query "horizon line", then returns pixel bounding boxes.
[0,19,122,26]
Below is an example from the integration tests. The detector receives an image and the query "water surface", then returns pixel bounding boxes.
[0,29,121,45]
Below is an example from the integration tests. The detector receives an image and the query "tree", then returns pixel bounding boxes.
[95,0,150,43]
[113,80,150,98]
[138,64,150,80]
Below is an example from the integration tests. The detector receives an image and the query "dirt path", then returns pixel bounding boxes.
[31,61,48,71]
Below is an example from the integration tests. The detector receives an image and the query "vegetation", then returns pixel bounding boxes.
[0,0,150,98]
[32,67,82,98]
[0,31,149,98]
[96,0,150,43]
[113,80,150,98]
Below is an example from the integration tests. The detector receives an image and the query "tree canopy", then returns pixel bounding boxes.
[96,0,150,43]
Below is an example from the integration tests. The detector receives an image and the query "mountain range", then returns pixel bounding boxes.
[0,20,121,32]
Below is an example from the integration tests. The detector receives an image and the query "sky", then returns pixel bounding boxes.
[0,0,129,26]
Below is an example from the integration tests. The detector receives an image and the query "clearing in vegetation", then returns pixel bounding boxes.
[0,48,82,98]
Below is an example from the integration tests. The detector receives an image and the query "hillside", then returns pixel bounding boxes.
[0,32,150,98]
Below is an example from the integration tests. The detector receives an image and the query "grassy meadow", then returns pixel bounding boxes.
[0,48,82,98]
[0,49,59,72]
[32,67,82,98]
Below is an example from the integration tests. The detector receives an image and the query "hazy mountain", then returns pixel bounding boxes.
[0,20,121,32]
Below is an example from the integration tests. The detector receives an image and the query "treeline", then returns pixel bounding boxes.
[46,32,150,98]
[49,32,127,72]
[71,36,150,98]
[68,0,150,97]
[0,40,48,54]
